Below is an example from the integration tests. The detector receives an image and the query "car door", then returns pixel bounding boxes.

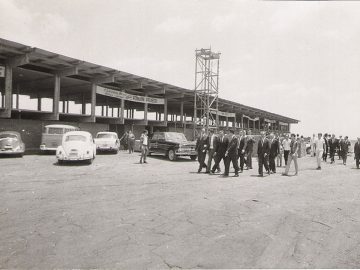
[149,133,158,152]
[157,133,167,154]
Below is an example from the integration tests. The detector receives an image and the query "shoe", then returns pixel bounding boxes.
[216,169,221,173]
[197,168,201,173]
[281,173,288,176]
[144,161,148,164]
[210,170,215,174]
[140,160,143,164]
[205,171,210,174]
[267,170,271,175]
[222,174,229,177]
[240,170,243,173]
[259,173,264,177]
[234,174,239,177]
[294,172,298,176]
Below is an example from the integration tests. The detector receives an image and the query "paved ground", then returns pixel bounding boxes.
[1,151,360,269]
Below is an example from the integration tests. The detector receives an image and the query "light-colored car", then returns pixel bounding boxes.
[56,131,96,164]
[40,124,79,152]
[94,132,120,153]
[0,131,25,157]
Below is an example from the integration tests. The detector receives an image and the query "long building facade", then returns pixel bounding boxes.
[0,38,299,151]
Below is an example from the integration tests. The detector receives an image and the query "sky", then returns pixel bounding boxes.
[0,0,359,139]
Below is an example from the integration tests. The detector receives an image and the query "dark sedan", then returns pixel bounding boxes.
[149,132,197,161]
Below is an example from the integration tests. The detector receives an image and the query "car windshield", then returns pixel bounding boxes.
[165,133,187,142]
[0,134,17,139]
[97,134,116,139]
[65,135,87,142]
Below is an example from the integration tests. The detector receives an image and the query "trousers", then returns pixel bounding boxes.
[285,153,298,174]
[258,154,269,175]
[316,149,323,168]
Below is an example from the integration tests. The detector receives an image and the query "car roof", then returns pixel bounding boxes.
[45,124,78,129]
[64,131,91,137]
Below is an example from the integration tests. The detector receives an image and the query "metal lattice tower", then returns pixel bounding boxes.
[193,48,221,136]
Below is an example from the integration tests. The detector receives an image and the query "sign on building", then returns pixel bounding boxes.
[243,115,259,121]
[0,66,5,77]
[209,108,236,118]
[96,86,165,105]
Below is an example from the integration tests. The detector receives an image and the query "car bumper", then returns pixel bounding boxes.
[40,145,57,151]
[175,150,197,156]
[0,149,24,154]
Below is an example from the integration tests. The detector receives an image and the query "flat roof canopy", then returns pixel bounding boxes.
[0,38,299,124]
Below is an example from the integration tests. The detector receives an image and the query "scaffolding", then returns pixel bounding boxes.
[193,48,221,138]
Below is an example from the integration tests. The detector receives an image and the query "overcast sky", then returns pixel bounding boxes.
[0,0,359,139]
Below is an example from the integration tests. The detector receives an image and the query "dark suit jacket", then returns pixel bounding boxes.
[245,137,255,153]
[215,136,228,157]
[354,142,360,158]
[257,138,270,157]
[340,140,351,153]
[226,135,238,157]
[269,138,280,157]
[207,135,219,151]
[196,136,208,153]
[238,136,246,156]
[329,139,338,151]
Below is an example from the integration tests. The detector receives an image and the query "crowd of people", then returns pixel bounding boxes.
[195,129,360,177]
[120,130,149,164]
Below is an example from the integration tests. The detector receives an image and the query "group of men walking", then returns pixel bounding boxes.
[311,133,360,169]
[195,129,299,177]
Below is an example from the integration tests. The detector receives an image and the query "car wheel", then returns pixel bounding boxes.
[86,158,93,165]
[168,149,177,161]
[190,155,197,161]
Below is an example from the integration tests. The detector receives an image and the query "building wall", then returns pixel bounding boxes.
[0,119,109,153]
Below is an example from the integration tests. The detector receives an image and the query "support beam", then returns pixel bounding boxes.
[6,54,29,67]
[55,66,78,77]
[166,93,185,99]
[91,75,115,84]
[147,87,165,95]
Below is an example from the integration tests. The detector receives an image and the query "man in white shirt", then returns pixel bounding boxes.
[314,133,325,170]
[206,129,219,173]
[140,130,149,164]
[282,134,291,165]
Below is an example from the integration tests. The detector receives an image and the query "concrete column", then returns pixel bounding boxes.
[2,64,12,117]
[241,114,244,129]
[66,99,69,113]
[180,100,184,124]
[164,97,168,122]
[226,116,229,127]
[37,94,42,111]
[81,92,86,115]
[53,74,60,120]
[15,84,19,109]
[62,98,66,113]
[144,93,148,121]
[90,83,96,121]
[121,99,124,119]
[258,119,261,131]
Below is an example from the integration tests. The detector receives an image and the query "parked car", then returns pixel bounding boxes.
[40,124,79,153]
[149,132,197,161]
[94,132,120,153]
[56,131,96,164]
[0,131,25,157]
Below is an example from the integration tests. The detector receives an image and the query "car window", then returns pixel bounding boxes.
[65,135,87,142]
[97,134,117,139]
[0,133,18,139]
[165,133,187,142]
[48,128,64,134]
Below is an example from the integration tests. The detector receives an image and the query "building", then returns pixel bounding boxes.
[0,38,299,151]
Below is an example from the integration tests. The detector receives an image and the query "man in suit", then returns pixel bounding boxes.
[211,130,228,174]
[237,130,247,173]
[354,137,360,169]
[206,129,219,173]
[224,129,239,177]
[341,136,351,165]
[283,133,299,176]
[245,129,255,170]
[269,132,280,173]
[257,131,270,177]
[337,135,343,160]
[195,128,208,173]
[322,133,329,162]
[328,134,338,164]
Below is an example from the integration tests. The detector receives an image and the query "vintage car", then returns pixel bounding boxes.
[56,131,96,164]
[0,131,25,157]
[94,132,120,153]
[149,132,197,161]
